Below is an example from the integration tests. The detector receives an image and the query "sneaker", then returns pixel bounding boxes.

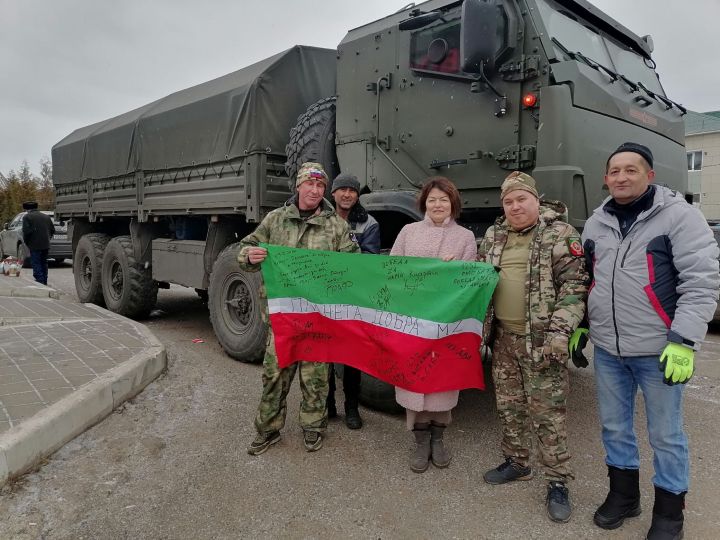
[247,431,280,456]
[303,431,324,452]
[483,457,533,485]
[547,481,572,523]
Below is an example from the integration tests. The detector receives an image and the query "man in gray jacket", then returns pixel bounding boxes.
[573,142,719,540]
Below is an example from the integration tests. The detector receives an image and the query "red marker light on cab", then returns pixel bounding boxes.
[522,93,538,108]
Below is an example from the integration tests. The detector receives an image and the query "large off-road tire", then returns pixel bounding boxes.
[334,364,404,414]
[285,96,340,185]
[208,244,266,363]
[359,373,404,414]
[101,236,158,318]
[74,233,110,305]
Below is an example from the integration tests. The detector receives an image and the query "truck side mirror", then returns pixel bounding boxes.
[3,222,8,230]
[460,0,499,74]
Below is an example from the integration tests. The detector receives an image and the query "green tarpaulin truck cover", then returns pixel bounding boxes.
[52,45,336,185]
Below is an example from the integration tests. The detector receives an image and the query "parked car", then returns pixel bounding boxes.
[0,211,71,265]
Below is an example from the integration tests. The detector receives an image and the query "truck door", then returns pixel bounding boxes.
[378,1,525,209]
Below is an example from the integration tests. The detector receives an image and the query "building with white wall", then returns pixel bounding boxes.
[685,111,720,220]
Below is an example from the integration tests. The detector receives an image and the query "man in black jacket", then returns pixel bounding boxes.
[21,201,55,285]
[327,173,381,429]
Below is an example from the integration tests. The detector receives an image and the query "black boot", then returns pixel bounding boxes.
[344,403,363,429]
[646,486,685,540]
[594,466,642,529]
[343,366,362,429]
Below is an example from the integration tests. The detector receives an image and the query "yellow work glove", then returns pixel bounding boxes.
[542,333,569,366]
[568,327,589,368]
[659,343,694,385]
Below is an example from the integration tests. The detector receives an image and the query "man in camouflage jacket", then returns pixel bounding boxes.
[477,171,588,523]
[238,162,359,455]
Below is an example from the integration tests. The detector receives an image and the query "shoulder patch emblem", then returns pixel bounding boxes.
[349,232,359,244]
[567,237,583,257]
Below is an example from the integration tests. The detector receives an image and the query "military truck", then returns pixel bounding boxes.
[52,0,688,408]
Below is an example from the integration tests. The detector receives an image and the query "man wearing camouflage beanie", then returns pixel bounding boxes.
[477,171,588,523]
[238,161,359,454]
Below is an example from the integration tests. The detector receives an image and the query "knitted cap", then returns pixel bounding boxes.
[607,142,654,169]
[296,162,328,187]
[500,171,539,200]
[22,201,38,210]
[331,173,360,194]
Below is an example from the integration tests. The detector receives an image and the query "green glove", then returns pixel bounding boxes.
[568,327,589,368]
[659,343,694,385]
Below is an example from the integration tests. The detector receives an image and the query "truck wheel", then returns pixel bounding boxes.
[208,244,266,363]
[285,96,339,184]
[334,364,403,414]
[101,236,158,318]
[359,373,404,414]
[74,233,111,304]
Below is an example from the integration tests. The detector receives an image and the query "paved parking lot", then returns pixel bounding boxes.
[1,265,719,539]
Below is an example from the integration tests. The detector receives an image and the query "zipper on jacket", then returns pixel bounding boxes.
[620,240,632,268]
[611,245,622,356]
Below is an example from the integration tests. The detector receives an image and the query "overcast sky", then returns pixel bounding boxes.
[1,0,717,176]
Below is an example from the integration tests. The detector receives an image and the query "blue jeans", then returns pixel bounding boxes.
[30,249,49,285]
[594,347,688,494]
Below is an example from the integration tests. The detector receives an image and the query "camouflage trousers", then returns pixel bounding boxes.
[491,326,573,482]
[254,329,329,435]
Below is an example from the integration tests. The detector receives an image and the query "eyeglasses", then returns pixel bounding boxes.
[426,197,450,204]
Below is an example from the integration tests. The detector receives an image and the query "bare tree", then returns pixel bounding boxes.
[0,158,55,225]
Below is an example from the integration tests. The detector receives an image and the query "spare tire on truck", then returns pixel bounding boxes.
[334,364,403,415]
[285,96,340,184]
[208,243,266,363]
[287,96,401,413]
[101,236,158,318]
[74,233,110,305]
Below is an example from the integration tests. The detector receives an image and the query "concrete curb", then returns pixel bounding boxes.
[0,279,60,300]
[0,316,92,326]
[0,331,167,487]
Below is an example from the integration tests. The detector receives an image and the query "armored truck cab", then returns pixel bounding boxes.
[53,1,687,407]
[285,0,687,243]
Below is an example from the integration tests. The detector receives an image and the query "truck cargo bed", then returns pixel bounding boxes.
[52,45,337,221]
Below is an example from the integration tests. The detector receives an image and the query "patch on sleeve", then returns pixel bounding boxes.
[349,232,359,244]
[567,237,584,257]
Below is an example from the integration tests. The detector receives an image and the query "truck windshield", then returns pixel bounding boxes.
[534,0,664,95]
[409,8,506,78]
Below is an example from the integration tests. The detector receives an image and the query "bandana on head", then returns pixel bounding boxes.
[296,162,328,187]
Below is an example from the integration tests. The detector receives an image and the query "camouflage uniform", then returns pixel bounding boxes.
[477,198,588,482]
[238,176,359,436]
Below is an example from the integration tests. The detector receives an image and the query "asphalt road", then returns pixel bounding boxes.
[1,264,719,539]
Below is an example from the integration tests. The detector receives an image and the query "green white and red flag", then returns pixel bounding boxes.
[260,244,498,393]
